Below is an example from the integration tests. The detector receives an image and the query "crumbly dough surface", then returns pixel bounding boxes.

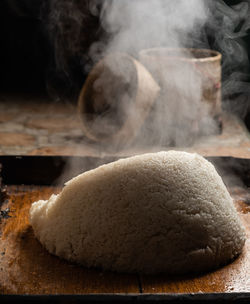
[29,151,246,274]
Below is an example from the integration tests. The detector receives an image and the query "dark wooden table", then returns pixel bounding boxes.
[0,156,249,302]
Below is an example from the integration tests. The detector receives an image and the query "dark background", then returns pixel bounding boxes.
[0,0,249,128]
[0,0,49,94]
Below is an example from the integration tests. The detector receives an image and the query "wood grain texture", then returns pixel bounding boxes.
[140,188,250,294]
[0,186,139,294]
[0,185,249,295]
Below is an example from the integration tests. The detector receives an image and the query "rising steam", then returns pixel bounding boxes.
[97,0,207,55]
[46,0,250,151]
[88,0,217,149]
[205,0,250,119]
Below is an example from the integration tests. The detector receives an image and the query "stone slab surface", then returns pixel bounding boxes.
[0,94,250,158]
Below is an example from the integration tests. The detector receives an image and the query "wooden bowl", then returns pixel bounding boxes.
[78,53,160,148]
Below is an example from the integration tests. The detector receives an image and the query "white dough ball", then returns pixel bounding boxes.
[29,151,246,274]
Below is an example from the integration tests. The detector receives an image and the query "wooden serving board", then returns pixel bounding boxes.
[0,186,139,295]
[0,184,249,296]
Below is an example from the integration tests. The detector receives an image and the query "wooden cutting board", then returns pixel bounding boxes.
[0,185,249,295]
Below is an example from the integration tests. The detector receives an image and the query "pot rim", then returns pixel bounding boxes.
[139,47,221,63]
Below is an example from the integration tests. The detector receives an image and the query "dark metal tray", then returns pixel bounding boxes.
[0,155,250,186]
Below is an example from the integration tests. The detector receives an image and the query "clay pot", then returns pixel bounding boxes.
[139,48,222,146]
[139,48,222,117]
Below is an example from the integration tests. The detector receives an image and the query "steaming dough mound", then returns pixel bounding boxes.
[29,151,246,274]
